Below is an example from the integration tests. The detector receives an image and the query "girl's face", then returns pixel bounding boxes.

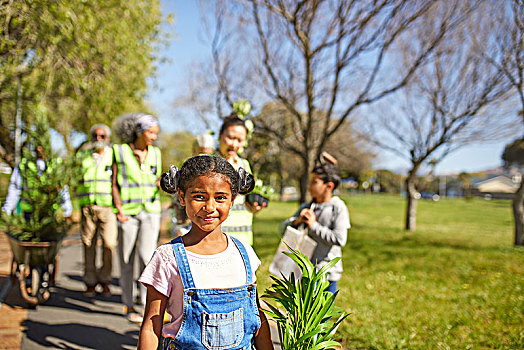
[218,125,247,161]
[179,174,234,235]
[138,125,159,146]
[308,173,331,202]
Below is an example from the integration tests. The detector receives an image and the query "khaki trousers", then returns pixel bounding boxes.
[81,205,117,286]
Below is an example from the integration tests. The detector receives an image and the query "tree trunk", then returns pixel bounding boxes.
[405,175,418,231]
[299,169,309,203]
[513,181,524,246]
[298,156,312,203]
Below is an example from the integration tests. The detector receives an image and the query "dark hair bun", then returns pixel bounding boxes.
[237,167,255,194]
[160,165,179,194]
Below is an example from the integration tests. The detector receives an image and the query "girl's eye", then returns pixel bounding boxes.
[216,195,228,201]
[192,194,205,200]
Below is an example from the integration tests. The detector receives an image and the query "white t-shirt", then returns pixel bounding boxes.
[139,234,261,338]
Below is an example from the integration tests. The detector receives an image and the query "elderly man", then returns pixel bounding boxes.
[77,124,117,297]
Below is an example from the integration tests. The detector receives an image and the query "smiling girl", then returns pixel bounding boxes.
[137,155,274,350]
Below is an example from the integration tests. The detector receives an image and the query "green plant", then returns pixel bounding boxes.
[1,112,82,242]
[262,245,349,350]
[252,179,276,200]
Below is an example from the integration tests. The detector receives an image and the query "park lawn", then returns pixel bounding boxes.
[253,193,523,349]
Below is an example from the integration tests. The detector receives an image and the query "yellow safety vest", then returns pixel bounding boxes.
[113,144,161,215]
[77,148,114,207]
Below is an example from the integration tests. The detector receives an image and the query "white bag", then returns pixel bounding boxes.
[269,225,317,279]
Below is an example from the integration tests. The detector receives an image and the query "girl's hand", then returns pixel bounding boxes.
[299,208,316,227]
[245,200,266,214]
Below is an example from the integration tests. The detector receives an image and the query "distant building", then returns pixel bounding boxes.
[0,162,12,174]
[471,174,520,199]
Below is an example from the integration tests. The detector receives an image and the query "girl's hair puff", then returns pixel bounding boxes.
[161,155,255,196]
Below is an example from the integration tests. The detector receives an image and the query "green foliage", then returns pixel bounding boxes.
[263,246,349,350]
[253,194,522,349]
[502,137,524,166]
[0,0,165,157]
[232,99,251,118]
[375,169,403,193]
[252,179,277,201]
[1,113,82,242]
[157,130,197,170]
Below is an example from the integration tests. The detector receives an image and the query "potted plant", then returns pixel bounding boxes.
[263,245,349,350]
[0,113,81,305]
[1,114,80,242]
[245,179,276,207]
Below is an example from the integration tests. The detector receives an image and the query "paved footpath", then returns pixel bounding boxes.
[0,211,281,350]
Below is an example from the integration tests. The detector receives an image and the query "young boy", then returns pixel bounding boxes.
[285,155,350,293]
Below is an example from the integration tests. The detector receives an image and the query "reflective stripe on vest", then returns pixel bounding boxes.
[113,144,161,215]
[77,148,114,207]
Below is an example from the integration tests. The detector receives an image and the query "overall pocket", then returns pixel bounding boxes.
[201,308,244,350]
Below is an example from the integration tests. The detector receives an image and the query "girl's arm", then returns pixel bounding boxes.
[254,292,275,350]
[308,203,349,247]
[138,285,168,350]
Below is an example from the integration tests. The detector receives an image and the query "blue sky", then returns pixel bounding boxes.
[147,0,510,175]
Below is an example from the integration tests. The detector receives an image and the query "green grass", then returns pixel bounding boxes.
[253,193,524,349]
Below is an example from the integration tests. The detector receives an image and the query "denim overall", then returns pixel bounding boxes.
[161,236,261,350]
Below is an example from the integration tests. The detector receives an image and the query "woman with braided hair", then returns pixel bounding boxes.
[137,155,274,350]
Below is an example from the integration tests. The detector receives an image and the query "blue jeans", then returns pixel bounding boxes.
[326,280,338,294]
[162,236,260,350]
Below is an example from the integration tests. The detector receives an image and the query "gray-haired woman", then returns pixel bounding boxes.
[111,113,162,323]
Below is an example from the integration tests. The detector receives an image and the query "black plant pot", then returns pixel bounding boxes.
[245,193,269,207]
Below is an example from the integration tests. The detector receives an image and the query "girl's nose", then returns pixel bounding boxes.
[204,199,216,212]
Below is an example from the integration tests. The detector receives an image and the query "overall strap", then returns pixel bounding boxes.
[230,236,253,284]
[170,236,196,289]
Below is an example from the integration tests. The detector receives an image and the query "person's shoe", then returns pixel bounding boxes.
[84,285,96,297]
[100,283,111,297]
[124,306,143,324]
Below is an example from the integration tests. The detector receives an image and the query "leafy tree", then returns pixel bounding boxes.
[0,0,165,164]
[458,172,472,199]
[376,170,403,194]
[157,131,196,171]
